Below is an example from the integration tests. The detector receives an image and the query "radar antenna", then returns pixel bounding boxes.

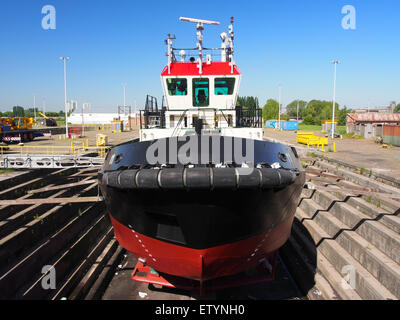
[179,17,220,74]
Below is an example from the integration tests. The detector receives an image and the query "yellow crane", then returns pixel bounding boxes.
[38,112,57,126]
[39,112,48,119]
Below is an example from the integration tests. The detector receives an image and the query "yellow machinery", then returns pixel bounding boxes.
[96,134,108,146]
[1,117,33,131]
[321,120,337,133]
[38,112,57,126]
[297,132,328,146]
[111,120,124,133]
[11,117,34,130]
[0,117,40,142]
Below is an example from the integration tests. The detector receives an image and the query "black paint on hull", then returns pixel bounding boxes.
[98,136,305,250]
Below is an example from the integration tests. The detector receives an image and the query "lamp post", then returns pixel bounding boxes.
[33,94,36,125]
[122,83,127,107]
[60,57,71,138]
[331,60,340,138]
[278,84,282,130]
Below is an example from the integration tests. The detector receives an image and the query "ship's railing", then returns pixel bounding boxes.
[140,94,166,130]
[236,107,263,128]
[140,110,166,130]
[171,48,231,63]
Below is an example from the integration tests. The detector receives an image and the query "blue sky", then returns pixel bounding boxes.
[0,0,399,113]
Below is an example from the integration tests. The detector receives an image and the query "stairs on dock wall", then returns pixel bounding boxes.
[293,160,400,300]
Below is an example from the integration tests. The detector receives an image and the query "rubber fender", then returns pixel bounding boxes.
[106,171,121,188]
[159,168,184,189]
[237,168,262,188]
[259,168,281,188]
[119,169,139,189]
[259,168,294,189]
[212,168,236,188]
[185,168,211,189]
[278,169,296,185]
[136,169,160,189]
[103,168,296,190]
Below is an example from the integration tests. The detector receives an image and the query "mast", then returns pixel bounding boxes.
[228,17,235,74]
[166,34,176,75]
[179,17,220,75]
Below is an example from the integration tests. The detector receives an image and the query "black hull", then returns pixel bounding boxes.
[105,178,303,249]
[98,135,305,250]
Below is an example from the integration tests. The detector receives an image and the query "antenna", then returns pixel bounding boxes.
[179,17,220,25]
[179,17,220,74]
[165,34,176,74]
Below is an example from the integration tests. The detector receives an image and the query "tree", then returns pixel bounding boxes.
[394,104,400,113]
[262,99,279,121]
[12,106,25,117]
[305,100,339,124]
[337,106,352,126]
[286,100,308,119]
[303,115,315,125]
[237,96,259,111]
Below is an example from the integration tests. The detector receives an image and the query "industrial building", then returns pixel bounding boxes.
[353,101,397,114]
[346,113,400,139]
[68,111,142,127]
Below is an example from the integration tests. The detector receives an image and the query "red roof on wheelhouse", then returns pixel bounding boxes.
[161,62,241,76]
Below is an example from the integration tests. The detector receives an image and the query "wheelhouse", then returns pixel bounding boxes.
[139,17,263,142]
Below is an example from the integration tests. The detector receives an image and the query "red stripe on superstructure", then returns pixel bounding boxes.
[161,62,241,76]
[109,213,293,281]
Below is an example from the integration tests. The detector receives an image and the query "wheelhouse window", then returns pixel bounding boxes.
[214,78,235,95]
[192,78,209,107]
[166,78,187,96]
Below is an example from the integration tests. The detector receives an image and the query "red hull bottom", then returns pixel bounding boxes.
[109,213,294,281]
[131,252,279,295]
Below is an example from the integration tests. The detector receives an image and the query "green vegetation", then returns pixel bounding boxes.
[342,132,364,139]
[0,168,15,175]
[257,97,352,127]
[298,124,322,132]
[297,123,346,134]
[0,106,65,118]
[237,96,260,111]
[306,152,318,159]
[262,99,279,121]
[286,100,308,118]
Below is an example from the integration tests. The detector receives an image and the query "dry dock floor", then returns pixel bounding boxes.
[102,252,302,300]
[23,128,139,149]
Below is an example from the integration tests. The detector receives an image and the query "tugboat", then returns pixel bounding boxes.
[98,17,305,293]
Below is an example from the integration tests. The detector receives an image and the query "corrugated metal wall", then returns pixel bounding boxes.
[383,125,400,146]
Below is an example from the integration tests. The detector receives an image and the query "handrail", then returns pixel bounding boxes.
[171,109,189,137]
[0,144,110,158]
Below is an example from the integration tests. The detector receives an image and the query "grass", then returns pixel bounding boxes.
[0,168,15,175]
[342,132,364,139]
[298,124,321,132]
[298,123,346,134]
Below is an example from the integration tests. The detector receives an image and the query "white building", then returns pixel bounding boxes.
[68,112,141,125]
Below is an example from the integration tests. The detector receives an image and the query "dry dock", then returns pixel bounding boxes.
[0,129,399,300]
